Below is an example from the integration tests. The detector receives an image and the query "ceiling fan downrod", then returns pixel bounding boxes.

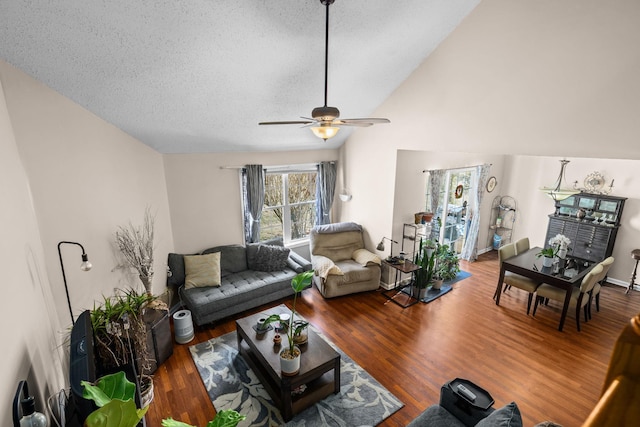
[320,0,335,109]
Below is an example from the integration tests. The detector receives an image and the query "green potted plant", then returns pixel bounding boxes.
[280,270,314,376]
[91,288,157,405]
[82,371,245,427]
[434,243,460,282]
[414,238,437,299]
[536,246,557,267]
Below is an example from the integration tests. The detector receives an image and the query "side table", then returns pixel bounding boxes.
[382,259,421,308]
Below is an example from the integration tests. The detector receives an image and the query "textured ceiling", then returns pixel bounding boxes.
[0,0,479,153]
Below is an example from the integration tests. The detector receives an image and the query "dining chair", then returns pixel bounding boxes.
[533,264,604,332]
[589,256,614,319]
[498,242,540,315]
[514,237,530,255]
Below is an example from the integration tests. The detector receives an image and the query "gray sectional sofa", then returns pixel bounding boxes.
[167,238,311,326]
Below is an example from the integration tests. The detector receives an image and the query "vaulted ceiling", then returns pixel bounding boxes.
[0,0,479,153]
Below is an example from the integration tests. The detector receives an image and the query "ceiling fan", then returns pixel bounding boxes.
[259,0,390,141]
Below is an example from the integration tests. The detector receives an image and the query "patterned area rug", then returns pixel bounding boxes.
[189,322,403,426]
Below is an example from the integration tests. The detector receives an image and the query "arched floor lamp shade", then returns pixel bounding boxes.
[57,241,92,325]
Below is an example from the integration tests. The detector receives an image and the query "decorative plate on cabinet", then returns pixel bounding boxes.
[584,172,605,192]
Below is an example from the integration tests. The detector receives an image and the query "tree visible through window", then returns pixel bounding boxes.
[260,171,317,243]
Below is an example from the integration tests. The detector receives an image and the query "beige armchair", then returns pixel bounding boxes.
[309,222,382,298]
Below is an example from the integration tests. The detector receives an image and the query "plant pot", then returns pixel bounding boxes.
[280,346,301,376]
[542,256,554,268]
[139,374,154,408]
[415,286,427,300]
[557,247,568,259]
[292,321,308,345]
[432,279,444,290]
[422,212,434,223]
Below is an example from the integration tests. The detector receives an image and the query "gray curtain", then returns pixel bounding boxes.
[316,161,337,225]
[242,164,265,243]
[427,169,445,222]
[460,163,491,261]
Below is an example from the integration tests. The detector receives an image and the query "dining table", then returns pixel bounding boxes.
[494,246,597,331]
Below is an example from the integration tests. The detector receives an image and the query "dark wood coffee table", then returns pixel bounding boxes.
[235,309,340,421]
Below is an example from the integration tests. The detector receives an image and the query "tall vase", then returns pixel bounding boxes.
[557,247,568,260]
[139,274,153,296]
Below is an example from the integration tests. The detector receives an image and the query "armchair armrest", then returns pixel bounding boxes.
[352,248,382,266]
[312,255,344,280]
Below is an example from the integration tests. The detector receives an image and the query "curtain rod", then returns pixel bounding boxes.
[422,163,492,173]
[220,161,334,170]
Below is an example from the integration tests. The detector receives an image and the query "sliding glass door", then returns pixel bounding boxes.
[428,168,476,254]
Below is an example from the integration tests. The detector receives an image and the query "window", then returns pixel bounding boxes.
[260,170,317,243]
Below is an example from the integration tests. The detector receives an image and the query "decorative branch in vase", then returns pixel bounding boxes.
[115,208,162,304]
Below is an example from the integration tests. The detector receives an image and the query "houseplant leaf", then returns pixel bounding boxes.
[161,409,246,427]
[84,398,148,427]
[81,371,136,407]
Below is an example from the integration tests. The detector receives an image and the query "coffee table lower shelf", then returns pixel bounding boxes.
[238,340,337,420]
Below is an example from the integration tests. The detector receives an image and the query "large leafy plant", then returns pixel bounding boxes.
[414,238,437,289]
[82,372,245,427]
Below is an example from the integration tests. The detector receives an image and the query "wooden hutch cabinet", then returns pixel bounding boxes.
[544,193,626,263]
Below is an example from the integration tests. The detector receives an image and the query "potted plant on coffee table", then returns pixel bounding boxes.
[280,270,314,376]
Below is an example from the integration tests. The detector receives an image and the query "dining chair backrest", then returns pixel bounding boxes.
[514,237,530,255]
[498,243,517,263]
[580,264,604,294]
[596,257,615,283]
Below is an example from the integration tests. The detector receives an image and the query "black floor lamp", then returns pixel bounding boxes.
[57,241,92,325]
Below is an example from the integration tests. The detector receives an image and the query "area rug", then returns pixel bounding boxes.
[189,322,403,426]
[401,270,471,303]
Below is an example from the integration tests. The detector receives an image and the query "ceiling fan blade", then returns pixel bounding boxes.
[333,120,372,127]
[259,120,314,125]
[339,118,391,124]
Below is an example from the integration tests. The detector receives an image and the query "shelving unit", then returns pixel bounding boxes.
[488,195,517,249]
[402,223,429,261]
[544,193,626,262]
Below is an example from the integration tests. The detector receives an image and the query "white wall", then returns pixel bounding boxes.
[0,60,175,336]
[340,0,640,281]
[0,71,66,427]
[163,150,338,254]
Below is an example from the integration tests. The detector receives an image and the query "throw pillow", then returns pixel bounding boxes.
[246,237,284,268]
[184,252,221,289]
[475,402,523,427]
[251,244,290,272]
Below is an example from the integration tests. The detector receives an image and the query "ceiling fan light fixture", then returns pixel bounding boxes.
[311,124,340,141]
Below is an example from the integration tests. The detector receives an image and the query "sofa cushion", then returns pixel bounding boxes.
[406,405,465,427]
[475,402,523,427]
[184,252,221,288]
[201,244,247,275]
[250,244,290,272]
[310,229,364,262]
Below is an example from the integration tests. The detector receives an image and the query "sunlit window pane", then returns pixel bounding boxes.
[260,208,283,241]
[291,203,316,240]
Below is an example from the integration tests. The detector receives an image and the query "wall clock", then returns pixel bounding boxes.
[486,176,497,193]
[454,184,464,199]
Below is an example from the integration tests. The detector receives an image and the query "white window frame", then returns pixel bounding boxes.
[262,165,317,245]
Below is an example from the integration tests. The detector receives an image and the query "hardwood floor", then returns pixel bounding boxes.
[146,252,640,426]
